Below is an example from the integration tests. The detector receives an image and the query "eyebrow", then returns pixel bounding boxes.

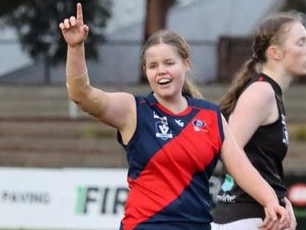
[297,36,306,42]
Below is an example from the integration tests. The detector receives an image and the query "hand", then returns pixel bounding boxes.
[259,202,289,230]
[284,197,297,230]
[59,3,89,47]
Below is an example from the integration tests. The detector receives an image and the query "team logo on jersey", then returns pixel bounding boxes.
[281,114,289,145]
[192,119,208,132]
[153,112,173,140]
[217,174,236,203]
[175,119,184,127]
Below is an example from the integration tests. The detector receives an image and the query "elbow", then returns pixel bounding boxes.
[66,72,91,103]
[67,86,104,118]
[67,89,81,103]
[67,84,91,105]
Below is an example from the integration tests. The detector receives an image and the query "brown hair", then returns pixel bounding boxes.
[219,11,303,117]
[141,29,203,98]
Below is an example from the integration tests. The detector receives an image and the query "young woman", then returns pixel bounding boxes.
[59,3,288,230]
[212,11,306,230]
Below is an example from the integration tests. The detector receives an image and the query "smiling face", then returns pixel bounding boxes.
[143,43,190,100]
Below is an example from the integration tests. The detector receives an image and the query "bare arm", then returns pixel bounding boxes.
[59,3,136,142]
[226,82,294,229]
[228,82,278,148]
[220,116,288,229]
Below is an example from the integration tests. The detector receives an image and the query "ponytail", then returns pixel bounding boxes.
[220,10,303,118]
[219,58,258,117]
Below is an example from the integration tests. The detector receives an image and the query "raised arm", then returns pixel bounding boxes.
[220,116,289,229]
[59,3,136,141]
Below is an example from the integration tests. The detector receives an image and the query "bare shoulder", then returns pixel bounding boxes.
[235,81,278,125]
[239,81,276,107]
[96,91,136,130]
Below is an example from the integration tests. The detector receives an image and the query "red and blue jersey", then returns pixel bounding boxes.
[118,93,224,230]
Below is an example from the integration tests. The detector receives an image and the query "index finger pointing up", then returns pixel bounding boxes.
[76,2,83,22]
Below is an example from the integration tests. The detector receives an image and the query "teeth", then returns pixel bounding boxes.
[158,78,171,84]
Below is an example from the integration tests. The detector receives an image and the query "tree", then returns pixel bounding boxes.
[281,0,306,11]
[0,0,112,84]
[140,0,175,83]
[143,0,175,41]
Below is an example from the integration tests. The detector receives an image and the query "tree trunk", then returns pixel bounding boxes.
[44,54,51,84]
[144,0,175,41]
[139,0,175,83]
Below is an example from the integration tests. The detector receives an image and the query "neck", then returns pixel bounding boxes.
[154,93,188,114]
[262,68,293,92]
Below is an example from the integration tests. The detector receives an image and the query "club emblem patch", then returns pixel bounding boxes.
[153,112,173,140]
[193,119,208,132]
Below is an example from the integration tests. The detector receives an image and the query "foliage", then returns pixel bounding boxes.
[289,124,306,141]
[0,0,112,65]
[281,0,306,12]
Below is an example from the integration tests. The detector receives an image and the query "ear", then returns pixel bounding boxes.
[267,45,283,61]
[142,65,147,77]
[184,58,191,70]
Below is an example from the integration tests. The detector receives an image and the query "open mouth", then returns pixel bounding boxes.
[158,78,172,85]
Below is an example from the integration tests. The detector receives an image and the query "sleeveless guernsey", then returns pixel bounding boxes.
[118,92,224,230]
[213,74,289,223]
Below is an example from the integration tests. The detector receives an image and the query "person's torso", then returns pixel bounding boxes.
[213,74,289,223]
[118,93,224,230]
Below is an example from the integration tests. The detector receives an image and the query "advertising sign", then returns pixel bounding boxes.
[1,168,304,229]
[0,167,128,230]
[286,176,306,229]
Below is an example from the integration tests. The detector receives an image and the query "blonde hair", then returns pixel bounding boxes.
[141,29,203,98]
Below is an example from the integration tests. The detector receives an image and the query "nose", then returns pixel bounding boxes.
[157,66,167,75]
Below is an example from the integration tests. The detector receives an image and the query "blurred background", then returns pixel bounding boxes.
[0,0,305,229]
